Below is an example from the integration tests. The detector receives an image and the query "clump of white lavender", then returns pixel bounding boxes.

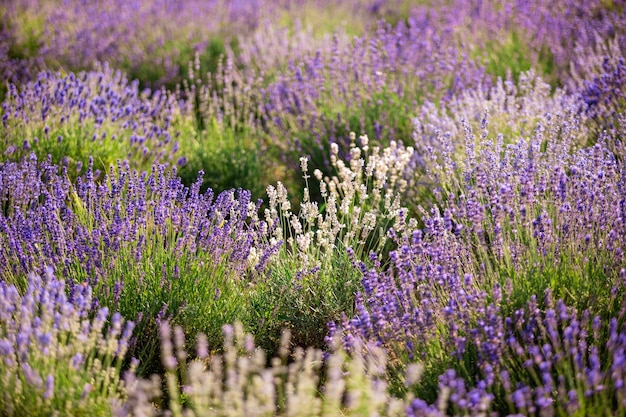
[265,132,415,268]
[119,322,412,417]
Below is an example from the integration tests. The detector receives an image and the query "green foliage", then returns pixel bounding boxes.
[601,0,625,13]
[1,122,132,181]
[478,31,533,82]
[2,5,44,60]
[0,6,43,100]
[247,250,360,355]
[129,37,234,92]
[473,30,558,87]
[176,121,267,200]
[276,3,366,39]
[91,239,247,377]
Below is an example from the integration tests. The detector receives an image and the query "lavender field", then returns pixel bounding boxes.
[1,0,626,415]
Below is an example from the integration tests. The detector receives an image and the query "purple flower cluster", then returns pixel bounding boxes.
[0,154,275,283]
[1,66,186,172]
[506,0,626,78]
[403,286,626,416]
[258,16,489,168]
[579,55,626,132]
[494,289,626,415]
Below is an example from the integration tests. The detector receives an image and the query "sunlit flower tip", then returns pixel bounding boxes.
[0,339,12,356]
[22,363,42,387]
[299,156,308,172]
[405,363,424,386]
[129,357,140,373]
[196,334,209,359]
[38,332,53,348]
[163,354,178,371]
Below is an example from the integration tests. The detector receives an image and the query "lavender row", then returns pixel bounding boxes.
[1,0,265,91]
[0,153,278,374]
[3,268,626,416]
[1,66,192,178]
[1,0,414,95]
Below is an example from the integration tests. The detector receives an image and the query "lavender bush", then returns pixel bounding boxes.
[258,16,489,176]
[176,54,271,198]
[414,75,626,314]
[0,268,134,416]
[1,66,189,178]
[248,135,413,352]
[0,155,277,375]
[569,38,626,145]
